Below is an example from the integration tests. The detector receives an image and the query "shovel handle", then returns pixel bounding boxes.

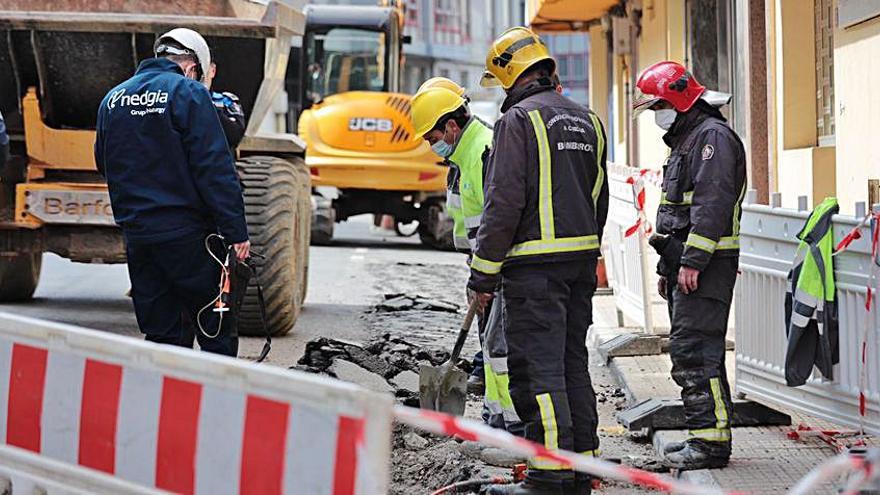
[449,299,480,364]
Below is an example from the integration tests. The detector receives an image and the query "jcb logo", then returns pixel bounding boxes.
[349,118,393,132]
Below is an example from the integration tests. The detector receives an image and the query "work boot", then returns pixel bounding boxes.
[468,374,486,394]
[562,476,592,495]
[662,440,687,454]
[664,441,730,470]
[482,480,563,495]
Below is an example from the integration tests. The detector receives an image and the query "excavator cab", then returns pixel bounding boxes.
[290,4,453,249]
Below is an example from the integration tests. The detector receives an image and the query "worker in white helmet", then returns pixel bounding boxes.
[95,28,249,357]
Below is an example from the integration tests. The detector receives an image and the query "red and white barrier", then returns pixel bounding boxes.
[0,312,392,495]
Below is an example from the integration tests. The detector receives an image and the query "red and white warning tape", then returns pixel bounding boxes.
[394,405,879,495]
[832,211,880,436]
[393,405,734,495]
[624,169,662,238]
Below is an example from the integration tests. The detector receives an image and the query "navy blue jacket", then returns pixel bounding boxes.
[95,58,248,244]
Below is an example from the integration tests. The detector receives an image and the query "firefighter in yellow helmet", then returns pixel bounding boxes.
[417,76,468,96]
[469,27,608,495]
[412,81,524,438]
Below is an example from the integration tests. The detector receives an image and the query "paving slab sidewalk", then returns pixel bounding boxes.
[590,293,878,495]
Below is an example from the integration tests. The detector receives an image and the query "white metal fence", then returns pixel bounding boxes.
[735,193,880,433]
[604,163,656,333]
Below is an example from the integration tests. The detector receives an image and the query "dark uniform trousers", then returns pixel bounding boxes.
[502,258,600,484]
[126,234,238,357]
[665,256,737,450]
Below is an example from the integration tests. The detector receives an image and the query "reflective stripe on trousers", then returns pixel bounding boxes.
[530,393,567,470]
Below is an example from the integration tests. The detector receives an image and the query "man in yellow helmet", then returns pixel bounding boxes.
[412,80,523,436]
[468,27,608,495]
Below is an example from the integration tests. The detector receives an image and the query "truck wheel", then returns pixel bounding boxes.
[236,156,309,336]
[310,193,334,245]
[0,253,42,301]
[296,167,312,305]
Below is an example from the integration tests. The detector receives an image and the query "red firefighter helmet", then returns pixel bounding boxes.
[632,61,705,116]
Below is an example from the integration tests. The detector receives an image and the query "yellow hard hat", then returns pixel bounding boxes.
[480,26,555,89]
[411,87,466,139]
[416,77,466,97]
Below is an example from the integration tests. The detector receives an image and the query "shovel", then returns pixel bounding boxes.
[419,299,480,415]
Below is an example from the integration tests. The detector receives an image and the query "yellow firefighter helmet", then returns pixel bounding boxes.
[416,77,467,97]
[411,87,467,139]
[480,26,555,89]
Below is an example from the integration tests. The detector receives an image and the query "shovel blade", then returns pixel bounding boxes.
[419,363,468,416]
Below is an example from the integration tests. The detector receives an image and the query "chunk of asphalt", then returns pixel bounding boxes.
[329,359,394,395]
[391,370,420,395]
[403,432,430,450]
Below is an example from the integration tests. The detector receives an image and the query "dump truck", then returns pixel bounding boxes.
[289,2,454,249]
[0,0,311,336]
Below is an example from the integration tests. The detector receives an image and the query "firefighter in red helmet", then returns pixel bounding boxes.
[634,61,747,470]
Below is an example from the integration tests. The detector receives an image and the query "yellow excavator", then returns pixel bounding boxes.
[289,1,453,249]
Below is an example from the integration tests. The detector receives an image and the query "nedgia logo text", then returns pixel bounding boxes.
[107,89,169,110]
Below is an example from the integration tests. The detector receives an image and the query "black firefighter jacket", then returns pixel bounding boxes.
[468,79,609,293]
[656,102,747,273]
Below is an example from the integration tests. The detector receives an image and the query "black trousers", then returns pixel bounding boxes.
[502,259,600,485]
[666,257,737,450]
[126,235,238,357]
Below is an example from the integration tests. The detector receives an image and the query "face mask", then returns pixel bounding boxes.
[431,139,453,158]
[654,109,677,131]
[431,123,457,158]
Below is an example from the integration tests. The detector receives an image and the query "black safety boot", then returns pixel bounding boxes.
[664,441,730,470]
[562,475,592,495]
[663,440,687,454]
[482,480,564,495]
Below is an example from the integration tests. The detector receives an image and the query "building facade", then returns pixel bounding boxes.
[543,33,590,106]
[402,0,526,97]
[528,0,879,214]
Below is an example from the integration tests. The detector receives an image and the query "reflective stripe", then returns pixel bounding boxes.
[709,378,729,430]
[508,235,600,257]
[471,255,502,275]
[660,191,694,205]
[588,113,605,211]
[794,287,820,308]
[685,233,718,254]
[464,214,483,229]
[717,236,740,250]
[688,428,731,442]
[530,393,567,471]
[447,192,462,208]
[733,184,746,236]
[790,311,811,328]
[578,449,601,457]
[454,235,471,250]
[536,393,558,450]
[527,110,555,240]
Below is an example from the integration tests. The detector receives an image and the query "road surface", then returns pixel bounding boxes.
[0,216,463,366]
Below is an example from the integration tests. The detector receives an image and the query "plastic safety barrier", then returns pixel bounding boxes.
[735,196,880,434]
[0,444,165,495]
[0,312,393,495]
[604,163,657,333]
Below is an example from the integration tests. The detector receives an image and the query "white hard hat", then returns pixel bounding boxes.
[154,28,212,85]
